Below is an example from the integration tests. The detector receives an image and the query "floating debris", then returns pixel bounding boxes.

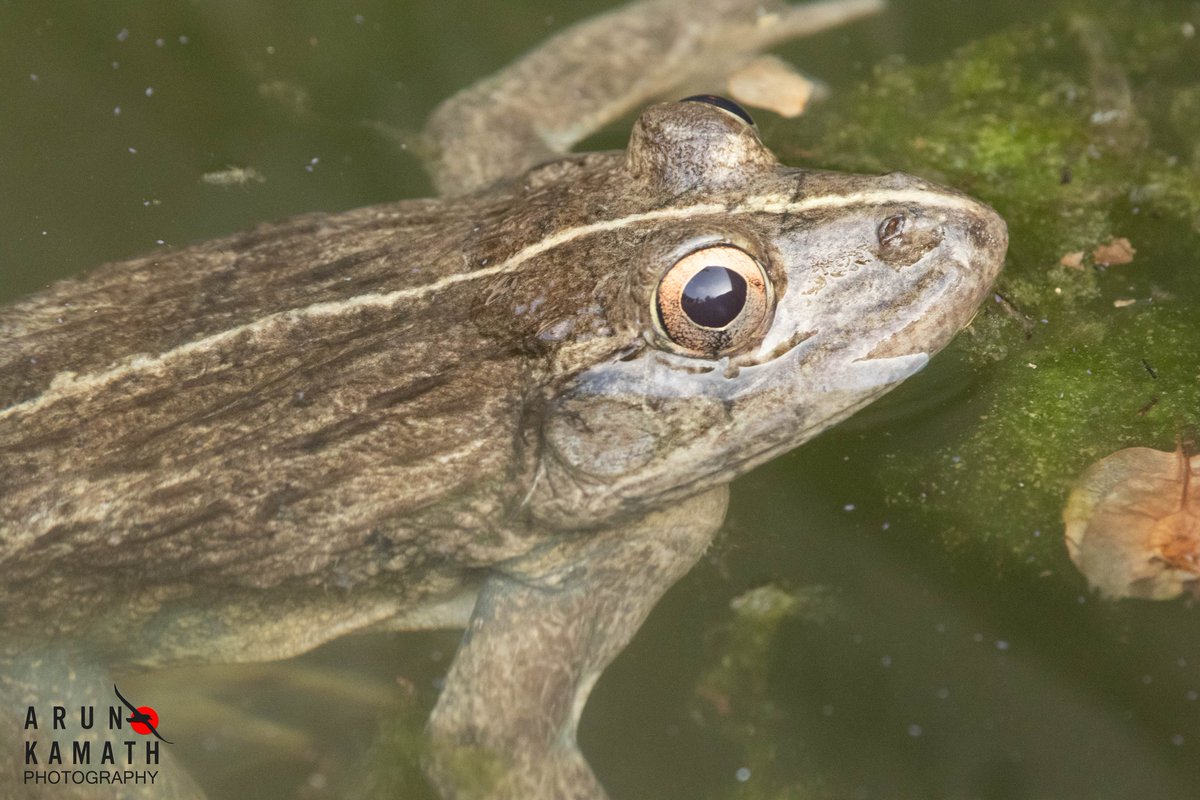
[200,165,265,188]
[1092,236,1136,265]
[1056,237,1136,271]
[1059,250,1085,269]
[1063,446,1200,599]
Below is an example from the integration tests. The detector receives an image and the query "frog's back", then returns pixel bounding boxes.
[0,194,537,661]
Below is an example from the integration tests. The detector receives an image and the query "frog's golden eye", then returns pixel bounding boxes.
[654,245,771,357]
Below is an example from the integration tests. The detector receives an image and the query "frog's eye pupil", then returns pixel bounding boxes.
[680,266,747,328]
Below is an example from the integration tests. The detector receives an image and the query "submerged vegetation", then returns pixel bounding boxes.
[782,0,1200,570]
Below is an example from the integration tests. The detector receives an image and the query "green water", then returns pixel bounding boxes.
[3,1,1200,798]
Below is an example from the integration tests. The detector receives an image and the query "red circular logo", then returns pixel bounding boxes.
[130,706,159,735]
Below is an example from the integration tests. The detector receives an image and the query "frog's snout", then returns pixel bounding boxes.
[940,197,1008,320]
[967,202,1009,280]
[858,196,1007,363]
[931,196,1007,289]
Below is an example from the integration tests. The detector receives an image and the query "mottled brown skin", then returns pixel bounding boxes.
[0,173,587,660]
[0,2,1006,799]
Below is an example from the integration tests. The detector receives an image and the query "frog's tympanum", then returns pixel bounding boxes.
[0,1,1006,798]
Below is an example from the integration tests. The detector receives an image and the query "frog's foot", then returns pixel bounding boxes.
[424,488,728,800]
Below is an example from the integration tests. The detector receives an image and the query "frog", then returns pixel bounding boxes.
[0,0,1007,798]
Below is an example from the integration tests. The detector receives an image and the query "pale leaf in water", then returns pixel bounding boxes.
[725,55,824,119]
[1063,446,1200,600]
[1091,237,1136,266]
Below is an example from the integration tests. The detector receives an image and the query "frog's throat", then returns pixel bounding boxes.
[2,188,981,423]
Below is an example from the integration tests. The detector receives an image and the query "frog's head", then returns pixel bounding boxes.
[527,98,1006,527]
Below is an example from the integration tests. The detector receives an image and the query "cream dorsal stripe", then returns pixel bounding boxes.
[1,188,979,421]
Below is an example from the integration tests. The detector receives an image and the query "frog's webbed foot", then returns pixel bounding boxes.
[422,0,884,195]
[424,488,728,800]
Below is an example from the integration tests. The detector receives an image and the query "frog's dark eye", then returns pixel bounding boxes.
[654,245,771,357]
[680,94,755,126]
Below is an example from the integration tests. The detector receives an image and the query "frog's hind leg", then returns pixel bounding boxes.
[425,487,728,800]
[421,0,884,196]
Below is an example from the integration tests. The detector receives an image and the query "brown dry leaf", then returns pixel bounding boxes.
[1063,446,1200,599]
[1092,237,1136,265]
[1059,251,1085,269]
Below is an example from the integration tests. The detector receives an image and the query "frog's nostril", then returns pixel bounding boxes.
[877,214,907,246]
[876,213,942,267]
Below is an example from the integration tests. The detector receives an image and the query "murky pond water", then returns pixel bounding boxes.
[3,1,1199,798]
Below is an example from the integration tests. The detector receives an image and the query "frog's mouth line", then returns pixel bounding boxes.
[724,329,816,378]
[833,351,932,393]
[679,352,931,498]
